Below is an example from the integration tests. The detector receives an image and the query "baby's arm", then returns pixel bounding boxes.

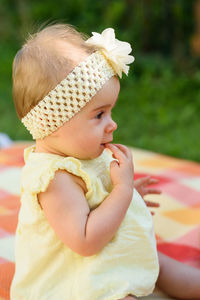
[38,144,134,256]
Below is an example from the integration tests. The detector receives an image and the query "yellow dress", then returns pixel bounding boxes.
[11,145,159,300]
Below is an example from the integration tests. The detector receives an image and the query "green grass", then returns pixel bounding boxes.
[1,45,200,162]
[0,43,33,140]
[113,55,200,162]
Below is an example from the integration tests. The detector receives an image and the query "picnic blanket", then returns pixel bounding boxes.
[0,142,199,300]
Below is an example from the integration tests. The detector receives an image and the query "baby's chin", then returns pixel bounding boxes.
[74,148,105,160]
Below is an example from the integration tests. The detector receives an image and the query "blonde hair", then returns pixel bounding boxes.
[12,24,97,119]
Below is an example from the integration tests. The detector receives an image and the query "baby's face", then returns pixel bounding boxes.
[49,76,120,159]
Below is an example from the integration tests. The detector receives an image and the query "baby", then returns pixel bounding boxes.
[10,24,200,300]
[11,24,159,300]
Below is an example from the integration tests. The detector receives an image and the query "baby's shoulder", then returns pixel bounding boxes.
[50,169,88,194]
[37,169,87,207]
[22,148,89,194]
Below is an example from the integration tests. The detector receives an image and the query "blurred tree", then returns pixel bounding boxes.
[0,0,195,58]
[191,0,200,55]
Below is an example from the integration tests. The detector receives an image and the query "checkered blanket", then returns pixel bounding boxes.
[0,143,199,300]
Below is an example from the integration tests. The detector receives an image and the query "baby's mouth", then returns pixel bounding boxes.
[101,143,107,148]
[101,141,112,147]
[101,141,112,145]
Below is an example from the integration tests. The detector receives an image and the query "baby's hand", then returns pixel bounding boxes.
[134,176,161,198]
[134,176,161,213]
[105,144,134,191]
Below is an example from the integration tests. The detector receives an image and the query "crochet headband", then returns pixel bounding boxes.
[21,28,134,139]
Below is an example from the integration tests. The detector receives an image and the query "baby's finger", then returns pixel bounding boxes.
[105,144,127,163]
[145,200,160,208]
[148,178,160,185]
[145,188,162,195]
[135,176,151,187]
[113,144,132,159]
[110,159,120,169]
[140,177,160,187]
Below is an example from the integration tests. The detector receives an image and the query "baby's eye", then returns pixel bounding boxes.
[95,111,104,119]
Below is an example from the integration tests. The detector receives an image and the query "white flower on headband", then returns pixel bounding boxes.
[86,28,134,78]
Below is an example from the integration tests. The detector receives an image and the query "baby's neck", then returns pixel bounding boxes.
[35,139,72,158]
[34,140,50,154]
[34,139,60,155]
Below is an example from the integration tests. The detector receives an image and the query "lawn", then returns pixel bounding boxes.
[1,43,200,162]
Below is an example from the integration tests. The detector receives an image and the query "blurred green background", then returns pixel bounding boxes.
[0,0,200,161]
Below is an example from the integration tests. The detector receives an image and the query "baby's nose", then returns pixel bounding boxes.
[105,120,117,133]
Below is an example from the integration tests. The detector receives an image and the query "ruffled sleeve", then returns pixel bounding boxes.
[21,151,93,199]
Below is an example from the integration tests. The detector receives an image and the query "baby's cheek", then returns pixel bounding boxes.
[77,139,91,153]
